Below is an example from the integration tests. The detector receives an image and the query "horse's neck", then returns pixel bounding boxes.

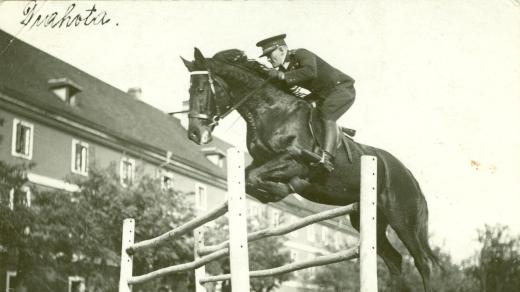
[213,62,300,128]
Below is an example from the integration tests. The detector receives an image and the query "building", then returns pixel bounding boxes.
[0,29,356,292]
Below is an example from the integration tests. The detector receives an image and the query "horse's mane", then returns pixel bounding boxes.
[211,49,302,98]
[212,49,269,79]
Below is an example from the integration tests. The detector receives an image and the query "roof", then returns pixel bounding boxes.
[0,29,227,179]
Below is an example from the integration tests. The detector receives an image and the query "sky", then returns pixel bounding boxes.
[1,0,519,263]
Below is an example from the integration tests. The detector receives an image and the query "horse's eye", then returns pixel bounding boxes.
[198,88,205,92]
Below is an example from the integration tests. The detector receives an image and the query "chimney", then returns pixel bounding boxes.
[127,87,142,101]
[180,100,190,129]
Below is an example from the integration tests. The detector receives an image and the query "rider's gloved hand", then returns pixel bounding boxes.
[267,69,285,80]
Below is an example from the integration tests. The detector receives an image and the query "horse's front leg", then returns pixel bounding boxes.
[245,153,306,203]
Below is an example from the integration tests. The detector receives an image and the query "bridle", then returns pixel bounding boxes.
[188,70,273,127]
[188,70,234,127]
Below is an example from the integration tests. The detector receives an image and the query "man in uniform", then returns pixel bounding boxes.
[256,34,356,173]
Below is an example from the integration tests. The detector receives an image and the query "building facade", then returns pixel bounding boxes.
[0,29,356,292]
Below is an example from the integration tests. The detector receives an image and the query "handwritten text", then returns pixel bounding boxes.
[20,1,113,29]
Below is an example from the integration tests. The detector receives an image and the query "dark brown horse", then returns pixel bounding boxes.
[182,48,438,291]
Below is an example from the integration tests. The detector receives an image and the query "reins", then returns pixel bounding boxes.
[189,70,273,127]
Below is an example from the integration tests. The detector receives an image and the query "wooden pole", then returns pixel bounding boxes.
[360,155,378,292]
[198,203,359,255]
[119,218,135,292]
[226,147,250,291]
[194,227,207,292]
[128,249,228,285]
[126,201,228,254]
[199,247,359,284]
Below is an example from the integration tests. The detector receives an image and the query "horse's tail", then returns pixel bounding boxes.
[414,177,443,270]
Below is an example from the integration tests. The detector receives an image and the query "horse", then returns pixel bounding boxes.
[181,48,438,292]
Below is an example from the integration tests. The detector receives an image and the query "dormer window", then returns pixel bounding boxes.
[201,147,226,168]
[48,78,82,105]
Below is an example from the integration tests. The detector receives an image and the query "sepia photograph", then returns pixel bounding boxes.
[0,1,519,291]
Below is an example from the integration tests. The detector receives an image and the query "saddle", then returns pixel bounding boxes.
[307,104,355,163]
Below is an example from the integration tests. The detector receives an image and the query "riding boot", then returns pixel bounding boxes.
[319,119,338,173]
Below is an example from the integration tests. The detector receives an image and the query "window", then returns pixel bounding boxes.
[201,147,226,168]
[8,188,14,210]
[8,187,31,210]
[308,266,317,279]
[161,172,174,190]
[68,276,85,292]
[290,251,299,276]
[195,183,207,210]
[321,226,329,243]
[71,139,89,176]
[48,78,82,106]
[11,118,34,160]
[120,157,135,187]
[206,153,225,167]
[271,209,281,227]
[307,225,316,242]
[290,250,298,262]
[6,271,17,292]
[248,201,260,218]
[289,215,299,238]
[334,232,343,249]
[20,186,31,208]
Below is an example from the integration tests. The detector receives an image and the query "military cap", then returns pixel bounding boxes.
[256,34,287,57]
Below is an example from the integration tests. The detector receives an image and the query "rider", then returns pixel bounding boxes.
[256,34,356,173]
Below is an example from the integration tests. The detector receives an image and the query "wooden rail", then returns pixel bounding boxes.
[128,248,229,285]
[198,203,359,255]
[199,247,359,284]
[126,201,228,255]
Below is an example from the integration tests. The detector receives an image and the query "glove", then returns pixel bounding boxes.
[267,69,285,80]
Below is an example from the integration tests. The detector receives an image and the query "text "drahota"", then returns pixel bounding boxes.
[20,0,112,29]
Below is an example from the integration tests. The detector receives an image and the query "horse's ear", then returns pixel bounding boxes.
[180,56,195,72]
[194,47,206,67]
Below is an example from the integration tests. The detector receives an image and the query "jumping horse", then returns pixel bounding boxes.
[182,48,438,292]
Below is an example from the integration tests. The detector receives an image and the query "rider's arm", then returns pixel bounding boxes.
[284,49,318,86]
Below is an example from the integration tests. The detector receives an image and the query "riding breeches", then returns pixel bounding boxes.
[317,83,356,121]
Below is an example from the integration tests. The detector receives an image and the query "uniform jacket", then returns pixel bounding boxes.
[280,48,355,97]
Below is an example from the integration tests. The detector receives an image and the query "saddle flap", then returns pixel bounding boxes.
[308,106,356,148]
[308,106,355,163]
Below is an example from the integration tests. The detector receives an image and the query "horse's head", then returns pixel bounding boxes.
[181,48,224,145]
[182,48,269,145]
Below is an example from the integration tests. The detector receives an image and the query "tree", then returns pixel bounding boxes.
[0,162,195,292]
[465,224,520,292]
[313,229,480,292]
[204,212,292,292]
[313,255,360,292]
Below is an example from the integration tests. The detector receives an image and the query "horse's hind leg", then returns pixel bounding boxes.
[350,211,405,292]
[393,227,433,292]
[385,191,434,292]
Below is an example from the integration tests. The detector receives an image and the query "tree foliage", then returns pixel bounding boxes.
[313,233,480,292]
[0,162,195,292]
[465,224,520,292]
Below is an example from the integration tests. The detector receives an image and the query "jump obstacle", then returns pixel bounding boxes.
[119,148,378,292]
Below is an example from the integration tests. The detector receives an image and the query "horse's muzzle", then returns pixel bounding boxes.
[188,125,213,145]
